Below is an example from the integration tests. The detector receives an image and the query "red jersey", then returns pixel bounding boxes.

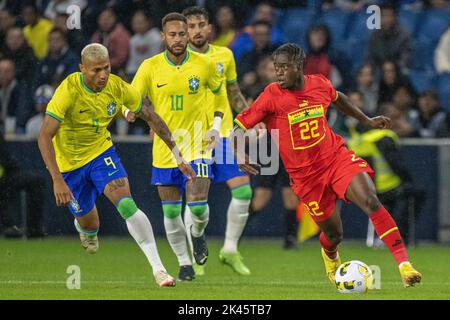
[235,74,345,179]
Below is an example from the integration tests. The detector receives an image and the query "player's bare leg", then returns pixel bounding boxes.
[75,206,100,254]
[345,172,421,287]
[315,207,343,284]
[217,176,252,275]
[282,186,299,249]
[185,178,211,266]
[104,178,175,287]
[251,188,272,212]
[158,185,195,281]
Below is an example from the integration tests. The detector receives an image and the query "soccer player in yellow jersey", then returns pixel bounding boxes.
[38,43,196,287]
[182,7,252,276]
[130,13,224,281]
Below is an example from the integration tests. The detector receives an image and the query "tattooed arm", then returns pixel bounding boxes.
[227,82,248,113]
[135,99,196,180]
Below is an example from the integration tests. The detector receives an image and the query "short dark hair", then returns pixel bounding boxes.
[252,19,272,29]
[182,6,209,22]
[272,43,306,65]
[49,27,67,41]
[162,12,187,29]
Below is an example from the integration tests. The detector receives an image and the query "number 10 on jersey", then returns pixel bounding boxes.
[170,95,183,111]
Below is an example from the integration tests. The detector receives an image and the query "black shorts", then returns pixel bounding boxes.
[252,158,290,189]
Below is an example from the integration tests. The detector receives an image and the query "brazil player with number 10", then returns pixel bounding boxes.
[38,43,196,287]
[130,13,224,281]
[233,43,421,288]
[182,6,252,277]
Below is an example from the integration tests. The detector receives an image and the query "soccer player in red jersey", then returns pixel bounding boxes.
[233,43,421,288]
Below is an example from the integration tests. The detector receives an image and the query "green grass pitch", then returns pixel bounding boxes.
[0,237,449,300]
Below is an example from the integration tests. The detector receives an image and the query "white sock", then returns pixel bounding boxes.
[224,198,250,253]
[164,215,192,266]
[184,205,194,258]
[190,205,209,237]
[126,209,165,274]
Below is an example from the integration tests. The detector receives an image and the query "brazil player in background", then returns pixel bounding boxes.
[129,13,224,281]
[233,43,422,288]
[38,43,196,287]
[182,6,252,277]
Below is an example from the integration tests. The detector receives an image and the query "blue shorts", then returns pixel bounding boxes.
[212,137,247,184]
[62,146,128,217]
[151,159,213,195]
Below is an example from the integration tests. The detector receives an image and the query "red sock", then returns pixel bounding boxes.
[320,232,338,259]
[370,206,409,265]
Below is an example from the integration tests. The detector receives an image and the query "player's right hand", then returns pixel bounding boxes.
[125,109,136,123]
[178,159,197,182]
[238,161,261,176]
[53,177,73,206]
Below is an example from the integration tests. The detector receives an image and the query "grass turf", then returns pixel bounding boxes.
[0,237,449,300]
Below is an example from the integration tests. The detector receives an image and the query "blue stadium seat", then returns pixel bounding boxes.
[437,73,450,111]
[416,9,450,44]
[280,8,316,49]
[398,9,420,36]
[413,39,436,72]
[346,11,374,44]
[315,9,351,48]
[408,69,436,94]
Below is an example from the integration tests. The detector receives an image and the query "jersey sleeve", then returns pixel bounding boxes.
[121,80,142,113]
[318,74,338,102]
[206,58,223,94]
[131,60,151,100]
[45,80,72,122]
[234,87,273,131]
[225,50,237,85]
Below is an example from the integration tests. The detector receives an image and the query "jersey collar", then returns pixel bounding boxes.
[164,50,190,66]
[80,73,99,94]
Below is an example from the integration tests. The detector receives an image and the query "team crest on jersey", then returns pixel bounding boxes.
[188,76,200,94]
[107,101,117,116]
[216,63,224,75]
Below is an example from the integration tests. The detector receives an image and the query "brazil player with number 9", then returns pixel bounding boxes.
[130,13,224,281]
[38,43,196,287]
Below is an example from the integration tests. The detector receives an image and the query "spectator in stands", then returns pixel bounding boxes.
[91,7,130,74]
[425,0,449,9]
[410,90,449,138]
[354,64,379,116]
[26,84,54,137]
[241,55,276,103]
[34,28,78,88]
[237,20,276,83]
[53,12,87,56]
[1,27,37,84]
[304,24,351,91]
[435,28,450,74]
[230,2,283,64]
[22,4,54,59]
[366,4,413,75]
[0,134,46,238]
[0,8,17,46]
[0,59,33,135]
[332,0,379,12]
[378,60,413,104]
[43,0,88,20]
[211,5,238,48]
[380,101,414,137]
[126,10,162,80]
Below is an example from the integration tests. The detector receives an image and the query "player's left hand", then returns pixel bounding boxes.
[204,129,220,150]
[367,116,391,129]
[125,110,136,123]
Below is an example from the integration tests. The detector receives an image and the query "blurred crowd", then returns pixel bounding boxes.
[0,0,449,139]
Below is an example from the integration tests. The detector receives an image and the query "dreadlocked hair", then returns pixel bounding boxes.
[272,43,306,66]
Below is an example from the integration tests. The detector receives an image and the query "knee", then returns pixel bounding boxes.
[231,184,252,201]
[325,231,343,245]
[188,201,208,217]
[364,193,382,213]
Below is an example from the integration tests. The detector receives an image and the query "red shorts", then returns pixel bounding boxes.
[290,146,374,223]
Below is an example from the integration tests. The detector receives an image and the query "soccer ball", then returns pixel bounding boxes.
[335,260,374,293]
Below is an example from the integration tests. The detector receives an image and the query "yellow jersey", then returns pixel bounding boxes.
[46,72,142,173]
[197,44,237,138]
[132,50,223,168]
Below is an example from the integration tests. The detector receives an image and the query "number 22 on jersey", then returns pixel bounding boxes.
[288,105,326,150]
